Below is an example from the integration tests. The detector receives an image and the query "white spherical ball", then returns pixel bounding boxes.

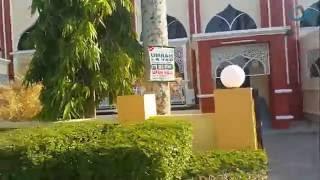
[220,65,246,88]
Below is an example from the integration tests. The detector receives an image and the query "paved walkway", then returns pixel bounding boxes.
[264,121,320,180]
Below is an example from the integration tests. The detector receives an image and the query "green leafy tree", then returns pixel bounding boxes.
[24,0,144,120]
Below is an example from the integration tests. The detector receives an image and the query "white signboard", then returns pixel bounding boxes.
[148,46,175,81]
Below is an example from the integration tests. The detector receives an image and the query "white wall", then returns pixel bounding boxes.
[11,0,38,51]
[200,0,261,32]
[299,27,320,117]
[135,0,190,40]
[298,0,317,8]
[300,28,320,89]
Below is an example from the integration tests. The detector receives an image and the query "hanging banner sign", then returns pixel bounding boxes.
[148,46,175,81]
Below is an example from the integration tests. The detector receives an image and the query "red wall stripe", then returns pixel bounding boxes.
[3,0,13,79]
[188,0,201,34]
[196,34,292,128]
[0,0,5,58]
[188,0,196,34]
[195,0,201,33]
[198,41,215,113]
[284,0,303,119]
[260,0,270,28]
[270,0,284,26]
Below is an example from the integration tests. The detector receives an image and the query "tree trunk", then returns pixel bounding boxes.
[141,0,171,115]
[84,90,96,119]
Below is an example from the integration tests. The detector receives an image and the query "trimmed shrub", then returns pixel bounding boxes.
[0,119,268,180]
[0,120,192,180]
[183,151,268,180]
[0,82,42,121]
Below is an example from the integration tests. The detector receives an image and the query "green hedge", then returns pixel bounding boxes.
[0,120,193,180]
[183,151,268,180]
[0,120,268,180]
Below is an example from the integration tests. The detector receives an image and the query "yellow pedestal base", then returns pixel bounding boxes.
[213,88,258,150]
[117,89,258,151]
[117,94,156,124]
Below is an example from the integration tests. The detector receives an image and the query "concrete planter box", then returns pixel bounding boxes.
[117,94,156,124]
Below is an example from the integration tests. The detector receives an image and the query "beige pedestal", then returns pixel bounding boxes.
[213,88,258,150]
[117,94,156,124]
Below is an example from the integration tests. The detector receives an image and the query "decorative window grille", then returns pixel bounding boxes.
[174,46,184,74]
[211,43,270,78]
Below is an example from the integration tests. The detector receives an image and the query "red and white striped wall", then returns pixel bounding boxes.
[186,0,303,128]
[0,0,14,79]
[260,0,303,120]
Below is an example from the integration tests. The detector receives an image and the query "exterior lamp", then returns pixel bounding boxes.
[220,65,245,88]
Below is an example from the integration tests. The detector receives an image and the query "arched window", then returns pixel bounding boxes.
[17,23,37,50]
[167,15,187,39]
[301,1,320,27]
[140,15,187,40]
[205,4,257,33]
[217,57,266,76]
[212,43,269,78]
[215,57,265,89]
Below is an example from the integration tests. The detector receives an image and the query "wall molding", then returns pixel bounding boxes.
[0,57,10,63]
[197,94,214,98]
[221,39,256,45]
[192,26,290,41]
[275,115,294,120]
[274,89,293,94]
[10,49,35,56]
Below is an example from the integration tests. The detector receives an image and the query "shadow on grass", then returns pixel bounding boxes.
[0,128,17,133]
[0,147,155,180]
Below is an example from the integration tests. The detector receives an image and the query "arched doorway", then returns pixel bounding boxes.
[215,58,266,89]
[212,43,272,127]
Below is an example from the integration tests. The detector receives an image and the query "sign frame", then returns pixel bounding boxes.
[148,45,176,82]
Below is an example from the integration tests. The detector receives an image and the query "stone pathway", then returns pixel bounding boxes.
[264,121,320,180]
